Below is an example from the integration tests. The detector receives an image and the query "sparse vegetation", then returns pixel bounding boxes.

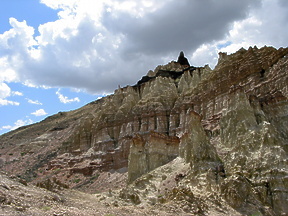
[41,206,51,211]
[53,168,61,173]
[90,174,100,181]
[73,178,81,183]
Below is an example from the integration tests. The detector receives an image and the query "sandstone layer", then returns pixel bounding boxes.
[0,46,288,215]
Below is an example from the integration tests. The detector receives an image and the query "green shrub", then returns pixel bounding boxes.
[73,178,81,183]
[42,206,51,211]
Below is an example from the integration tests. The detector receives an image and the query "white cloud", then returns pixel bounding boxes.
[96,93,110,100]
[0,0,287,94]
[0,82,11,98]
[0,119,33,131]
[0,99,20,106]
[12,91,23,96]
[56,89,80,104]
[0,125,13,130]
[0,82,20,106]
[190,44,219,68]
[27,98,42,105]
[0,57,18,83]
[190,0,288,68]
[31,109,48,116]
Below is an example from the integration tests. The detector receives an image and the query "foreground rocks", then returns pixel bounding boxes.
[1,171,196,216]
[0,46,288,215]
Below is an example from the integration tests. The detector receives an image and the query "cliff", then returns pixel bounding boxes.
[0,46,287,215]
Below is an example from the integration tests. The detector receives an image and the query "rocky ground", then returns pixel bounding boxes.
[0,158,242,216]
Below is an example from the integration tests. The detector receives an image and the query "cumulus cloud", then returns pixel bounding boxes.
[0,0,287,94]
[191,0,288,68]
[0,82,20,106]
[0,119,33,131]
[103,0,260,55]
[56,89,80,104]
[0,82,11,98]
[31,109,47,116]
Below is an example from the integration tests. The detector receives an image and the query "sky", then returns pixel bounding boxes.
[0,0,288,135]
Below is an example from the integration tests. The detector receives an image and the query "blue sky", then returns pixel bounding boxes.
[0,82,97,132]
[0,0,102,134]
[0,0,288,135]
[0,0,59,34]
[0,1,94,133]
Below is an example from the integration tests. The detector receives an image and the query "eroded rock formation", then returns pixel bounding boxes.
[0,46,287,215]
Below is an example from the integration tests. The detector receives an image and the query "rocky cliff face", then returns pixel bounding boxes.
[0,46,287,215]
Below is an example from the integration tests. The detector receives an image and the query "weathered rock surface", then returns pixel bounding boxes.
[0,46,288,215]
[128,131,179,183]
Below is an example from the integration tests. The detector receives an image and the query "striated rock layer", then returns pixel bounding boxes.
[0,46,288,215]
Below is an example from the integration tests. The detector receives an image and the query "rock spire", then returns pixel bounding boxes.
[177,51,190,66]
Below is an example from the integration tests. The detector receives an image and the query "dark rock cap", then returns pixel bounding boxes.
[177,51,190,66]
